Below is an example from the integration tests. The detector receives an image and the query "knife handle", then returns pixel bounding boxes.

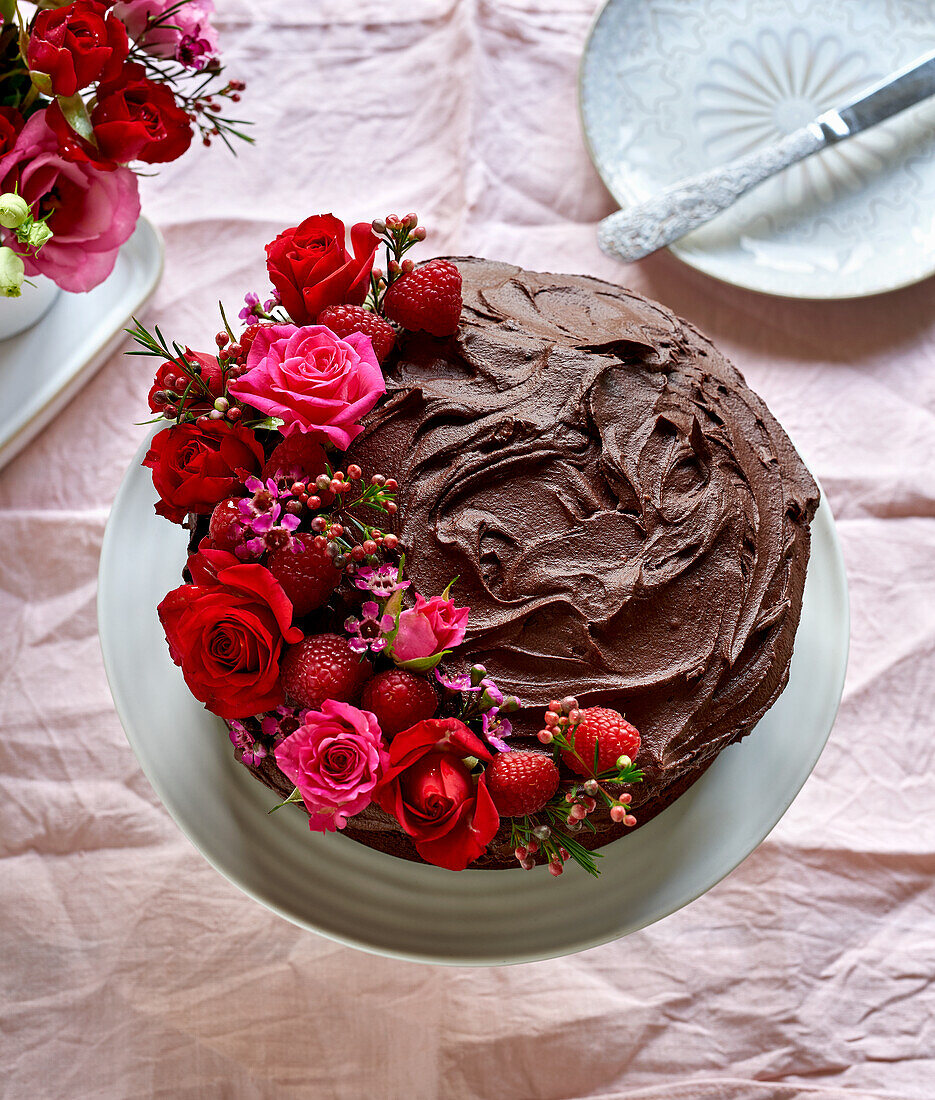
[598,124,826,264]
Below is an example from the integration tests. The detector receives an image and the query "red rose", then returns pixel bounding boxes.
[374,718,500,870]
[45,99,117,170]
[143,419,265,523]
[158,556,303,719]
[27,0,129,97]
[187,544,238,585]
[147,350,224,415]
[91,63,193,164]
[265,214,378,325]
[0,108,24,157]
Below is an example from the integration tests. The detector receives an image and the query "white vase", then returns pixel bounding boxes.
[0,276,61,341]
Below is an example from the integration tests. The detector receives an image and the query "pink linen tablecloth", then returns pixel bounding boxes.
[2,2,934,1096]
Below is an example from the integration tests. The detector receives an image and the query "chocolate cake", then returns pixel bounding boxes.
[249,257,819,867]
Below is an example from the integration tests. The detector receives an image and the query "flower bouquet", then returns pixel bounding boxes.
[138,212,644,876]
[0,0,248,318]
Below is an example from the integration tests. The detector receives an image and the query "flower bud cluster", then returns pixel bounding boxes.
[0,192,54,297]
[368,212,427,313]
[301,467,400,574]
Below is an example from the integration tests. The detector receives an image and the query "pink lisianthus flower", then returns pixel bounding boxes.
[0,111,140,292]
[114,0,219,68]
[274,700,389,832]
[228,323,385,449]
[392,593,469,667]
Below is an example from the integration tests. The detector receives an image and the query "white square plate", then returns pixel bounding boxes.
[0,217,163,469]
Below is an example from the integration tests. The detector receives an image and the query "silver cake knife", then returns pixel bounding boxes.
[598,49,935,264]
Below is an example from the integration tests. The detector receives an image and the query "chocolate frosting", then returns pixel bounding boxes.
[251,259,819,868]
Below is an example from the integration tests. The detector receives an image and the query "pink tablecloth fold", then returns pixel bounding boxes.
[1,2,933,1097]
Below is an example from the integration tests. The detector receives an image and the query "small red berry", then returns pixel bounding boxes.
[347,464,362,481]
[383,258,463,338]
[484,751,560,817]
[317,304,396,364]
[360,669,437,737]
[280,633,371,710]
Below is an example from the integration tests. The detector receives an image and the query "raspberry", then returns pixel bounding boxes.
[262,433,329,486]
[360,669,437,737]
[383,259,462,338]
[485,751,560,817]
[561,707,641,777]
[237,321,272,363]
[317,304,396,364]
[280,633,371,710]
[268,535,342,618]
[208,496,243,551]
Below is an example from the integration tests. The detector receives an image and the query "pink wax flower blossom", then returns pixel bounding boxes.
[392,593,469,666]
[353,564,409,598]
[228,323,385,449]
[274,700,389,832]
[239,291,260,321]
[0,111,140,292]
[434,669,475,693]
[259,705,307,743]
[481,710,512,753]
[228,720,267,767]
[114,0,219,68]
[235,475,300,558]
[344,601,395,655]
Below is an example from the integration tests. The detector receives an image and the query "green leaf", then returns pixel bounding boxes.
[441,575,459,600]
[28,70,53,96]
[392,649,452,673]
[55,93,95,144]
[268,787,303,814]
[0,0,18,24]
[247,415,284,431]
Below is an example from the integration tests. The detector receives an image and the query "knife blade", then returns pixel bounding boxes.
[598,50,935,264]
[818,49,935,140]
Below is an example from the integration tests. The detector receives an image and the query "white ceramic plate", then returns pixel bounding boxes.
[99,433,848,965]
[580,0,935,299]
[0,217,164,470]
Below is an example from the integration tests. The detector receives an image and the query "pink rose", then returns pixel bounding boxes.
[275,700,389,832]
[0,111,139,292]
[392,593,470,666]
[228,323,385,449]
[114,0,218,68]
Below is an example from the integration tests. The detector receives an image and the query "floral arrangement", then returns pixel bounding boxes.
[0,0,248,296]
[140,211,644,876]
